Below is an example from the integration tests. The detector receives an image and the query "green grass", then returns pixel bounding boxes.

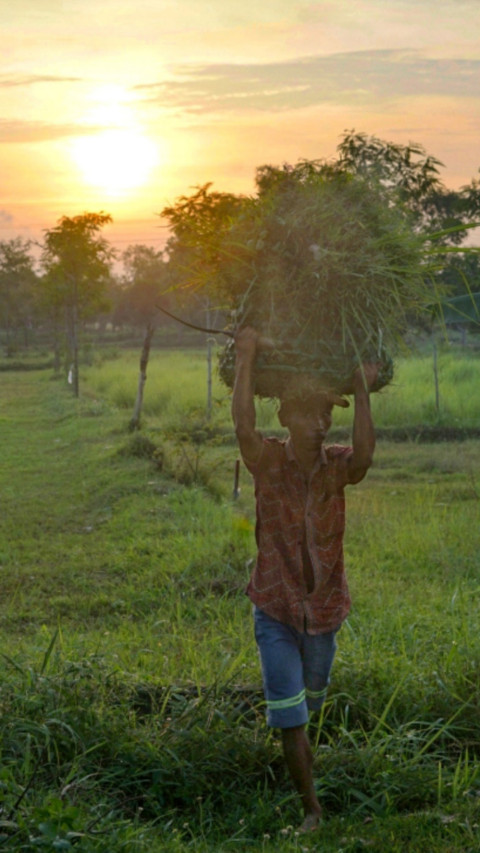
[81,344,480,432]
[1,361,480,851]
[370,351,480,427]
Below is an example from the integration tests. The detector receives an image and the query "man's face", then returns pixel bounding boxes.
[279,397,333,450]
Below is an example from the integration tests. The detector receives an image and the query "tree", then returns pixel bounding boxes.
[160,135,479,404]
[336,131,480,336]
[115,244,166,328]
[163,138,479,319]
[161,183,245,290]
[161,184,246,418]
[0,238,38,355]
[336,130,480,245]
[116,244,167,431]
[437,251,480,299]
[41,213,114,396]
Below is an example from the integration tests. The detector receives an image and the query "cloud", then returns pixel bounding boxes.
[0,120,106,144]
[137,49,480,114]
[0,210,13,224]
[0,74,82,88]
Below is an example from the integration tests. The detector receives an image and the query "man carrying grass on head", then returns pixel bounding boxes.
[232,326,379,833]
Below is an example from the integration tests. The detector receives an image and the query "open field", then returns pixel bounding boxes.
[1,354,480,851]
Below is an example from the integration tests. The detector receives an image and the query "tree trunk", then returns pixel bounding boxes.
[130,321,155,431]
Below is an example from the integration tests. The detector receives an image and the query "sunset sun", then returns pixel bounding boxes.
[71,128,159,195]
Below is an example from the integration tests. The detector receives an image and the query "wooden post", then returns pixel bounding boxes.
[205,298,212,421]
[206,337,213,421]
[72,297,79,398]
[233,459,240,500]
[130,321,155,431]
[433,338,440,414]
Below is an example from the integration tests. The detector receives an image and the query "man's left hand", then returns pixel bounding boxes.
[352,363,380,393]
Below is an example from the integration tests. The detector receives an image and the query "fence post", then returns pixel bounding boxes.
[433,338,440,413]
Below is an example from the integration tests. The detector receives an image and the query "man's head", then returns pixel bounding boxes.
[278,393,329,424]
[277,391,348,452]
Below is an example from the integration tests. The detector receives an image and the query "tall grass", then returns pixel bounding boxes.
[83,348,231,427]
[370,351,480,427]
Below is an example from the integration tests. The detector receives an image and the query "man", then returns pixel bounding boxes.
[231,326,378,833]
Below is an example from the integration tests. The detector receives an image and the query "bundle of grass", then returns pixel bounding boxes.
[217,161,438,400]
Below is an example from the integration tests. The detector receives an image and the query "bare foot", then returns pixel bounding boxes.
[298,809,322,833]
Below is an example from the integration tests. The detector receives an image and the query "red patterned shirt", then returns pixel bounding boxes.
[245,437,353,634]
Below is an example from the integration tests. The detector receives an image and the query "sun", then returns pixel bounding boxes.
[71,128,159,196]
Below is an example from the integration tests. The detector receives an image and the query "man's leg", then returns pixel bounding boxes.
[281,725,322,832]
[254,609,322,829]
[282,629,337,829]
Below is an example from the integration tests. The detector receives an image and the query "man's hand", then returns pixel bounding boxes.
[234,326,275,360]
[234,326,260,361]
[346,362,378,485]
[232,327,264,470]
[352,362,380,394]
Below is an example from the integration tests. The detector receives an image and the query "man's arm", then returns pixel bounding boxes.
[346,363,379,485]
[231,327,264,469]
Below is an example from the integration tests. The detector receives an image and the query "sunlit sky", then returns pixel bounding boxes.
[1,0,479,256]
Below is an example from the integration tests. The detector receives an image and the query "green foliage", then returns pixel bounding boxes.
[160,133,480,401]
[0,238,38,356]
[40,212,114,319]
[118,432,162,462]
[440,291,480,325]
[161,183,245,294]
[228,164,428,330]
[439,251,480,302]
[38,212,115,395]
[113,244,168,328]
[337,131,444,222]
[337,130,480,244]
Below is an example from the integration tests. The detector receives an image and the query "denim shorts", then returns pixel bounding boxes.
[254,606,338,729]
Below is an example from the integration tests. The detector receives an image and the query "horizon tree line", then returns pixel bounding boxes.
[0,132,479,398]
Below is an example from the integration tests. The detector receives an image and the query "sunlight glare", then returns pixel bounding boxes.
[71,129,159,196]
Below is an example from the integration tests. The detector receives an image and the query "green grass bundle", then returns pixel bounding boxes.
[217,163,437,399]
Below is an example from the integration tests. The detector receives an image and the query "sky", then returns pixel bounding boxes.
[1,0,479,258]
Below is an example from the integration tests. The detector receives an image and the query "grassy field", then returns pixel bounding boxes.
[1,352,480,852]
[80,342,480,431]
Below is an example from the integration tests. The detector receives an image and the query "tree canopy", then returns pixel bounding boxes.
[114,244,167,328]
[0,238,38,353]
[40,212,114,395]
[337,130,480,246]
[161,131,480,315]
[161,183,246,294]
[41,212,114,318]
[1,132,478,374]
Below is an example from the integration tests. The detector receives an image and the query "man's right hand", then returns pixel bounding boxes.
[232,326,264,470]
